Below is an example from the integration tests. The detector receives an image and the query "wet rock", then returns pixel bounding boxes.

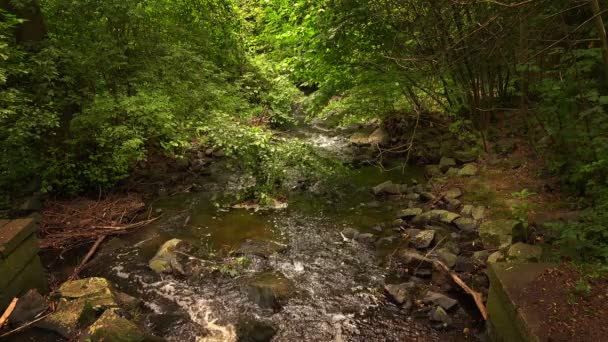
[398,208,423,219]
[439,157,457,172]
[472,250,491,263]
[413,230,435,249]
[246,272,294,310]
[458,163,478,177]
[81,309,149,342]
[37,298,96,338]
[392,219,404,227]
[149,239,188,275]
[435,249,457,268]
[487,251,505,264]
[236,317,276,342]
[372,181,403,195]
[384,283,415,307]
[430,306,452,326]
[423,291,458,311]
[507,243,542,262]
[443,188,462,199]
[58,277,118,309]
[341,228,359,240]
[454,217,477,232]
[479,219,515,248]
[10,289,47,326]
[356,233,376,244]
[425,165,442,178]
[368,127,389,145]
[236,239,288,258]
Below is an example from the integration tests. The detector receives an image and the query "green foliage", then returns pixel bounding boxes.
[511,189,535,237]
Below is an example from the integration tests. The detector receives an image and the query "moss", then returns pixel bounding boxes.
[462,183,512,220]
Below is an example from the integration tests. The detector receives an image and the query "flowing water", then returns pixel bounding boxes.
[77,126,475,341]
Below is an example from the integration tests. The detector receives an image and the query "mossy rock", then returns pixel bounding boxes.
[81,309,149,342]
[479,220,516,248]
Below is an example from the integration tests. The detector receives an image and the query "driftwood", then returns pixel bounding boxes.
[67,235,106,281]
[421,255,488,320]
[0,298,17,327]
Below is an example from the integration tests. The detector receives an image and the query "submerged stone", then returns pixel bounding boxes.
[237,239,288,258]
[246,272,294,310]
[372,181,403,195]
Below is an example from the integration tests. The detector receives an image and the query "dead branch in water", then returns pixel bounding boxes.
[41,193,158,250]
[419,255,488,320]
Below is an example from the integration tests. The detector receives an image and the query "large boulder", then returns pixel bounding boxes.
[479,220,515,248]
[507,243,542,262]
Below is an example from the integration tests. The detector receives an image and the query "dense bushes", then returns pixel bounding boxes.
[0,0,328,200]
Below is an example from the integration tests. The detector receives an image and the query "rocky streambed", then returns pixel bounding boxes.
[12,124,545,341]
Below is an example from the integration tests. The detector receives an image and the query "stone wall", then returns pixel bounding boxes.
[0,217,47,310]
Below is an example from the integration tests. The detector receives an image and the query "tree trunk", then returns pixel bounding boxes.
[0,0,46,44]
[590,0,608,81]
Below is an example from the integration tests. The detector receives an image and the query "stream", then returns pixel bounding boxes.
[69,124,482,341]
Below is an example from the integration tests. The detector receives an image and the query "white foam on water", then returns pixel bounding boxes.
[135,275,237,342]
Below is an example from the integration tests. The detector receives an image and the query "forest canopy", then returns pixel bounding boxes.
[1,0,608,261]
